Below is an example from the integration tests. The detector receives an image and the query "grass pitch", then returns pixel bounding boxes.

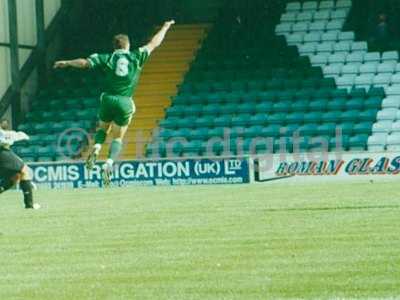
[0,181,399,300]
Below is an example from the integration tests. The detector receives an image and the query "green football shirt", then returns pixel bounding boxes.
[87,48,149,97]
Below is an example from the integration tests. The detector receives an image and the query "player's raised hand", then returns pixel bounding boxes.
[17,131,30,141]
[53,61,69,69]
[164,20,175,27]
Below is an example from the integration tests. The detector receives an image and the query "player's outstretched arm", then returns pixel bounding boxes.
[0,129,29,146]
[53,58,90,69]
[141,20,175,54]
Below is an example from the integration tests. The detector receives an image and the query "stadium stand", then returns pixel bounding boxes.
[14,21,208,162]
[145,0,387,157]
[276,0,400,152]
[14,0,400,161]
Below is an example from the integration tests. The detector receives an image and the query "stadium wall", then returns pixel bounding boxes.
[0,0,62,124]
[253,151,400,183]
[23,151,400,189]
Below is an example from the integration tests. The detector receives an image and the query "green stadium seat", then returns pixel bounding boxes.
[158,129,174,140]
[340,110,360,122]
[338,122,354,135]
[59,111,74,121]
[286,112,304,124]
[238,103,256,114]
[222,103,239,114]
[229,127,245,139]
[195,116,214,128]
[183,140,203,156]
[317,123,337,136]
[291,100,309,112]
[268,113,286,125]
[359,109,378,122]
[299,124,318,136]
[309,99,327,111]
[349,88,367,99]
[185,105,203,116]
[208,127,225,139]
[349,135,368,150]
[167,106,185,117]
[273,101,291,113]
[232,114,251,127]
[329,135,350,151]
[309,136,330,151]
[353,122,373,135]
[34,123,52,134]
[191,128,209,140]
[214,115,231,127]
[75,110,97,121]
[331,88,348,99]
[364,97,382,109]
[322,111,341,123]
[49,100,65,111]
[304,112,323,123]
[345,98,364,110]
[243,126,263,138]
[255,103,273,113]
[65,99,82,110]
[82,98,99,108]
[203,104,221,115]
[250,114,268,126]
[282,124,300,137]
[368,87,385,98]
[262,125,280,137]
[327,98,346,110]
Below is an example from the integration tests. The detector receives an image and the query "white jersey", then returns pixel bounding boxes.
[0,129,29,147]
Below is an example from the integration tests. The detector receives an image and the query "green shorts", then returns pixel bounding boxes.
[98,93,136,126]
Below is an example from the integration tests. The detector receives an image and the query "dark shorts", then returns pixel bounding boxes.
[0,148,25,179]
[98,93,135,127]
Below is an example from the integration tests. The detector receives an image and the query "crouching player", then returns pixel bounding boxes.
[0,127,40,209]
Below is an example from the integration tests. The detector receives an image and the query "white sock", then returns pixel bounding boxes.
[105,158,114,168]
[93,144,102,155]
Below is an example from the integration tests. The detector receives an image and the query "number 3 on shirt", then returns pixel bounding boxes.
[115,57,129,77]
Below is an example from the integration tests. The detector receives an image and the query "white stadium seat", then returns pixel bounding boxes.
[296,12,314,22]
[313,11,330,21]
[341,63,360,75]
[338,31,355,42]
[373,73,392,88]
[382,97,400,109]
[372,121,393,134]
[386,134,400,151]
[382,51,399,62]
[319,1,335,11]
[336,0,352,9]
[302,1,318,11]
[286,2,302,12]
[281,13,297,23]
[377,108,398,121]
[351,41,368,52]
[368,134,387,152]
[359,62,378,74]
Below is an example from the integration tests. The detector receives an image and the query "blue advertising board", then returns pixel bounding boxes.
[28,157,250,188]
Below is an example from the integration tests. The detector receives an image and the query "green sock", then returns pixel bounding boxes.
[94,129,107,145]
[108,139,123,161]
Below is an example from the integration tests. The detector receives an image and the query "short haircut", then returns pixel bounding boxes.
[0,119,9,130]
[113,34,130,50]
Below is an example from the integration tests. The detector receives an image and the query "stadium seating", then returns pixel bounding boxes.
[15,71,101,162]
[277,0,400,152]
[144,0,388,158]
[15,23,207,162]
[16,0,399,160]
